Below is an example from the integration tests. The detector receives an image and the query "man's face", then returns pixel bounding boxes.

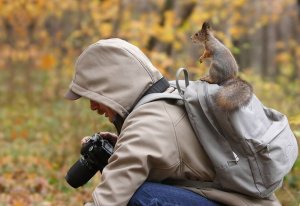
[90,100,116,122]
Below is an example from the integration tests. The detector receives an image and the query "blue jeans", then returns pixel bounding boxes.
[128,182,223,206]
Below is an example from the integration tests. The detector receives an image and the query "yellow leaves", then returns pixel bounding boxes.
[161,28,175,43]
[0,166,53,205]
[276,52,291,64]
[203,0,224,8]
[99,23,113,38]
[1,45,41,64]
[276,41,286,50]
[290,114,300,126]
[188,63,208,78]
[232,0,246,7]
[100,0,118,12]
[164,10,176,27]
[11,199,28,206]
[0,58,5,70]
[91,8,102,22]
[230,12,242,24]
[38,54,56,71]
[152,24,174,43]
[190,7,211,27]
[147,10,180,44]
[11,130,29,140]
[173,40,183,51]
[296,47,300,63]
[150,51,173,76]
[62,57,75,78]
[97,0,119,22]
[229,27,245,38]
[151,11,177,44]
[25,2,41,18]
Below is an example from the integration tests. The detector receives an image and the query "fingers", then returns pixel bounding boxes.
[81,136,91,145]
[100,131,118,138]
[99,132,118,145]
[81,132,118,146]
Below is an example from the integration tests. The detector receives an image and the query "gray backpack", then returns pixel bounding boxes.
[135,68,298,198]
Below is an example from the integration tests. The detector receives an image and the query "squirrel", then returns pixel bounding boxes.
[191,21,253,112]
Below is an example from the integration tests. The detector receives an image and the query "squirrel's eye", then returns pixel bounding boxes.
[195,33,198,36]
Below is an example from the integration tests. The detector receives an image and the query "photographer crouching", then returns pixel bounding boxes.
[64,39,280,206]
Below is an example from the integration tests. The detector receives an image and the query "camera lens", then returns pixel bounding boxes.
[65,158,98,188]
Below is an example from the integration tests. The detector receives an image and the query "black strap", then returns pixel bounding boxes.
[127,77,170,117]
[134,93,182,110]
[143,77,170,95]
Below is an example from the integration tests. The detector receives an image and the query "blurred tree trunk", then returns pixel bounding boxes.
[147,0,174,52]
[294,0,300,80]
[298,0,300,20]
[235,36,251,71]
[249,1,264,76]
[261,22,276,79]
[3,20,15,101]
[147,0,196,54]
[276,5,298,80]
[112,0,125,36]
[176,1,197,27]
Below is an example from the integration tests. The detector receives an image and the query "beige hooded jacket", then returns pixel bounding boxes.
[65,38,281,206]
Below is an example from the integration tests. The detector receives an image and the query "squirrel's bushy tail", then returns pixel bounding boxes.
[214,77,253,112]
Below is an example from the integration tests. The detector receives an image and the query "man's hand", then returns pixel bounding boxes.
[99,132,118,146]
[81,132,118,146]
[81,136,91,145]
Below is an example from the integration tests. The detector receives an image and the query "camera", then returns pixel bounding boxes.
[65,133,114,188]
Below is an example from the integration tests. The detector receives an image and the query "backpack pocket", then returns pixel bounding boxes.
[246,116,298,188]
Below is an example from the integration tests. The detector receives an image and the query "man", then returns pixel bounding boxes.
[65,38,281,206]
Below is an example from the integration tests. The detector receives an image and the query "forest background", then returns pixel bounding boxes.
[0,0,300,205]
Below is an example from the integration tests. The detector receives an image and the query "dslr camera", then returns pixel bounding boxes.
[65,133,114,188]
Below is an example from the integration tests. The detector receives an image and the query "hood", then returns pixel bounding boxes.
[65,38,165,118]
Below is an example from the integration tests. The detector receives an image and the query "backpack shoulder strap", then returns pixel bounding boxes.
[134,68,190,109]
[134,93,183,109]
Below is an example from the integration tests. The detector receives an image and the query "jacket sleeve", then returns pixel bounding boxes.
[92,102,180,206]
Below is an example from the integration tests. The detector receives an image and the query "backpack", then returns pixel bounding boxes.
[135,68,299,198]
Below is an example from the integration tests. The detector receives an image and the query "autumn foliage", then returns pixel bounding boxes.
[1,0,299,205]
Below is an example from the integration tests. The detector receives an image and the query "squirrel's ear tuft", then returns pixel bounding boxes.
[202,21,211,30]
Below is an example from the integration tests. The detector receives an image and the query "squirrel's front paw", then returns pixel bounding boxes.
[199,58,203,64]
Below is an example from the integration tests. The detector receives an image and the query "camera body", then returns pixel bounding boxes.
[65,133,114,188]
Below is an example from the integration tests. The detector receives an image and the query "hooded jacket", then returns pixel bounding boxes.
[66,38,281,206]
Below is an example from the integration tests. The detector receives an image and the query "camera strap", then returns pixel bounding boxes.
[118,77,170,134]
[128,77,170,115]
